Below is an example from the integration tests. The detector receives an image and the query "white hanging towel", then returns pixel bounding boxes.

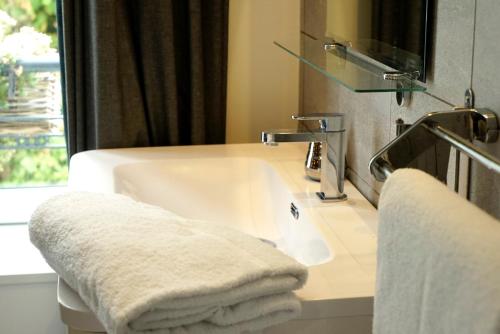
[374,169,500,334]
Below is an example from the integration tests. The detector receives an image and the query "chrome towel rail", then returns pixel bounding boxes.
[421,123,500,174]
[369,108,500,182]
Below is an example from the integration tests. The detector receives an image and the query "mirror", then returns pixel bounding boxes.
[326,0,432,82]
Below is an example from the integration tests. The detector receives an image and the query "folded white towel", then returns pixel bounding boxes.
[29,192,307,334]
[374,169,500,334]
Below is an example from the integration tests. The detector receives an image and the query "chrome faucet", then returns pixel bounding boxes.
[262,113,347,201]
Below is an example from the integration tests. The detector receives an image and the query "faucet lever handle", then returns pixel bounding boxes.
[292,113,345,131]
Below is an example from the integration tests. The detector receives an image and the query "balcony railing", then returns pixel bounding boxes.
[0,55,65,150]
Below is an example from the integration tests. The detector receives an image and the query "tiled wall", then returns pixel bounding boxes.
[301,0,500,219]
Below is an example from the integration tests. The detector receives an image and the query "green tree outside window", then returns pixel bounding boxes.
[0,0,67,187]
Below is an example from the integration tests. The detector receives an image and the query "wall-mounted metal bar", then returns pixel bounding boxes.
[369,109,500,182]
[422,124,500,174]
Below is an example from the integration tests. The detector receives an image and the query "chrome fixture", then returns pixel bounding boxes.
[382,70,421,81]
[305,142,322,181]
[323,41,348,53]
[464,88,475,108]
[369,108,500,182]
[262,113,347,201]
[383,71,420,107]
[395,82,412,107]
[395,118,411,136]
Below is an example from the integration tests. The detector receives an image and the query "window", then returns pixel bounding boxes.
[0,1,67,224]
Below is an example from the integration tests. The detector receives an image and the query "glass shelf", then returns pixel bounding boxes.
[275,34,426,93]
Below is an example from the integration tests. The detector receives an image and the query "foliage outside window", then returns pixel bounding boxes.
[0,0,67,187]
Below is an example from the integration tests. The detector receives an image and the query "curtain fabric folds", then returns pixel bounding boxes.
[58,0,229,156]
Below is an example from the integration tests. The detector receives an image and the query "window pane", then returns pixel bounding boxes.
[0,1,67,189]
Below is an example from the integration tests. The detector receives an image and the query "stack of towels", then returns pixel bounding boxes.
[29,192,308,334]
[374,169,500,334]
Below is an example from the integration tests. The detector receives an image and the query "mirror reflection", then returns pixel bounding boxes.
[326,0,431,81]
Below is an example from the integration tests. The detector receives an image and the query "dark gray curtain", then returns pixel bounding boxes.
[58,0,228,157]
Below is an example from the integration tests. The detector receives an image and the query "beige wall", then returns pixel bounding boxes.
[326,0,371,41]
[226,0,300,143]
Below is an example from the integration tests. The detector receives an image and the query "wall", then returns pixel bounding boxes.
[301,0,499,219]
[0,224,64,334]
[226,0,300,143]
[0,281,64,334]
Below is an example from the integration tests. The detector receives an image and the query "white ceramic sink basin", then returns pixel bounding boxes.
[65,143,379,331]
[113,157,331,266]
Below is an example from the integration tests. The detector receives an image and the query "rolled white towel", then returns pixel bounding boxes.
[29,192,307,334]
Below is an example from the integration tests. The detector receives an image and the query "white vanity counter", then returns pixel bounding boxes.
[66,143,378,332]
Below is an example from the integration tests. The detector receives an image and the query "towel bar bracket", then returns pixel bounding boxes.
[369,108,500,182]
[471,108,498,143]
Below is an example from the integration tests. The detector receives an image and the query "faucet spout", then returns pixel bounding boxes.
[261,114,348,202]
[261,129,325,145]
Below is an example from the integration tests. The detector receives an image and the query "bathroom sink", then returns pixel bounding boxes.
[68,142,379,329]
[113,157,331,266]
